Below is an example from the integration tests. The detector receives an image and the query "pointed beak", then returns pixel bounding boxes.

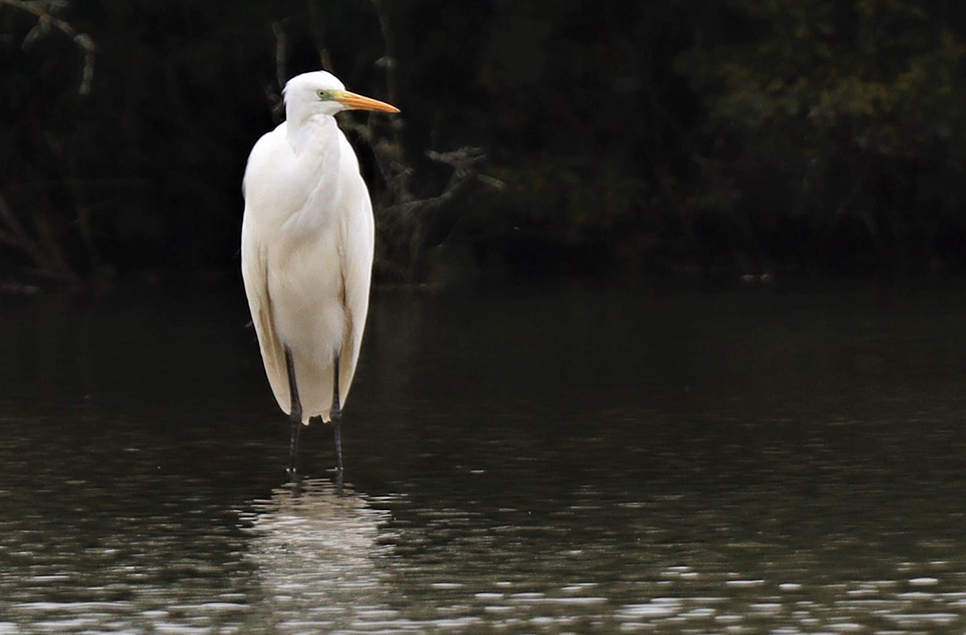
[334,90,400,113]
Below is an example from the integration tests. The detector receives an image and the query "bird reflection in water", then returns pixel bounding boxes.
[238,478,407,632]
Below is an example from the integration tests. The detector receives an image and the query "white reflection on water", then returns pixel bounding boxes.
[238,478,415,633]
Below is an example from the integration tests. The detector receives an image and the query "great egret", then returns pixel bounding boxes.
[241,71,399,474]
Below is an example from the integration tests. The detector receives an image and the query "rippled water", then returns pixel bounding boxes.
[2,282,966,633]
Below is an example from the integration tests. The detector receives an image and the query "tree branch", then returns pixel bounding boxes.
[271,20,287,93]
[1,0,96,95]
[0,190,51,270]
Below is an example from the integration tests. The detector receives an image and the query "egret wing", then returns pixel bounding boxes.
[241,207,291,416]
[336,150,376,406]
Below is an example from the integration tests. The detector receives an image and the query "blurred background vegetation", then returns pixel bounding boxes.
[3,0,966,291]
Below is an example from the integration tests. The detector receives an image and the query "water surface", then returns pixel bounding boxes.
[2,283,966,633]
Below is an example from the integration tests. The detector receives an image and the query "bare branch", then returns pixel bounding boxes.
[369,0,397,105]
[74,32,94,94]
[305,0,334,72]
[385,147,495,217]
[22,20,49,47]
[0,190,36,247]
[0,190,50,270]
[272,20,287,91]
[1,0,96,95]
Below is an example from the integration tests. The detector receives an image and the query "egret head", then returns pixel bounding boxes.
[283,71,399,121]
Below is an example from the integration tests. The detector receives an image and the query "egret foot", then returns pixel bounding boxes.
[287,418,301,477]
[333,407,343,474]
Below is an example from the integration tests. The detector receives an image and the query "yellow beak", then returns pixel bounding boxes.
[334,90,400,113]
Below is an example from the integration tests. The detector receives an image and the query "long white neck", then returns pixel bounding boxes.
[285,107,340,158]
[280,111,343,235]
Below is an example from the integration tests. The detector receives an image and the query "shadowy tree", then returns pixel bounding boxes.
[0,0,95,284]
[6,0,965,289]
[677,0,966,279]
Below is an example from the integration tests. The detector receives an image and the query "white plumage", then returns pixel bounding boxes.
[240,71,398,469]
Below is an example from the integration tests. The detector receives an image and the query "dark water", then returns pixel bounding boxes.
[2,282,966,634]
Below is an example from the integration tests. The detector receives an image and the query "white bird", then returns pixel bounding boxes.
[241,71,399,473]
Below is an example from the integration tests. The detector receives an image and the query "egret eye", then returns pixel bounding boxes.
[318,90,329,100]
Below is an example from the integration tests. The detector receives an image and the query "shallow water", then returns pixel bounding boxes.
[2,283,966,633]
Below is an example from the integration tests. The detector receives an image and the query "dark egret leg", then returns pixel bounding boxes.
[331,352,343,474]
[285,347,302,475]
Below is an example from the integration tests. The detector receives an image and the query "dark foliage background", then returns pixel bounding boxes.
[3,0,966,290]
